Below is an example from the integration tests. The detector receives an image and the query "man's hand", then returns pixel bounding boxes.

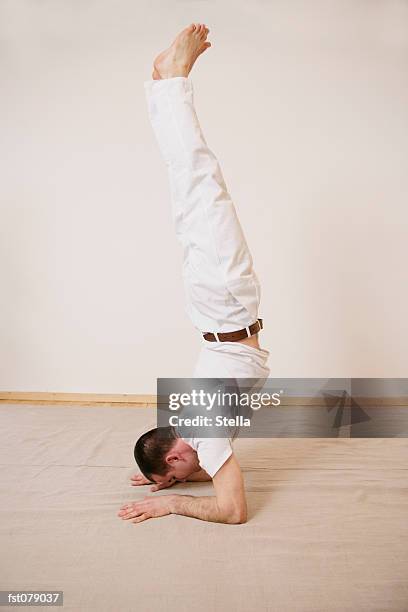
[130,473,152,487]
[118,495,176,523]
[130,473,182,492]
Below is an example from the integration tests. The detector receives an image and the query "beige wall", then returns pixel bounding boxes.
[1,0,407,393]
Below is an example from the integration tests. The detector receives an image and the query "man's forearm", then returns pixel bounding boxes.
[169,494,245,524]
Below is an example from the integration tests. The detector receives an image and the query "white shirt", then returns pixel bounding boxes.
[183,436,233,478]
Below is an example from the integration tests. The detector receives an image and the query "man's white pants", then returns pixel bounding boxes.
[144,77,270,379]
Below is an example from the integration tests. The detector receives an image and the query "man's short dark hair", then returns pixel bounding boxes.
[134,427,177,481]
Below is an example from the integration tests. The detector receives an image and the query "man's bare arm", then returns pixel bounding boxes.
[169,454,247,524]
[119,454,247,525]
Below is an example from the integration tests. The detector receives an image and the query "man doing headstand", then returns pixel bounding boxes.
[118,23,270,525]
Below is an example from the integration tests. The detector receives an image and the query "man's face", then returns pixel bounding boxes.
[151,440,201,486]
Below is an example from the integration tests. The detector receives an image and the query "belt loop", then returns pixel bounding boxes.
[214,332,220,342]
[245,326,251,338]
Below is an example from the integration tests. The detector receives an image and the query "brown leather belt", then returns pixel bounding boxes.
[202,318,263,343]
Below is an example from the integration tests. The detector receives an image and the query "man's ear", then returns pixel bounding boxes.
[165,451,181,466]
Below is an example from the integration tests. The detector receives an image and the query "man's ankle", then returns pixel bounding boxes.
[163,68,190,79]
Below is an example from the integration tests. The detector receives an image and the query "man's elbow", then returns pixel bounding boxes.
[224,505,248,525]
[228,512,247,525]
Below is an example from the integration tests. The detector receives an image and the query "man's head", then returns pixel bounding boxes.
[134,427,201,485]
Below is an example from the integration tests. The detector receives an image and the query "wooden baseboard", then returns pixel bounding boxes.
[0,391,407,407]
[0,392,156,407]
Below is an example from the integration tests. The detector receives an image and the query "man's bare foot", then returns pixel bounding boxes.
[153,23,211,79]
